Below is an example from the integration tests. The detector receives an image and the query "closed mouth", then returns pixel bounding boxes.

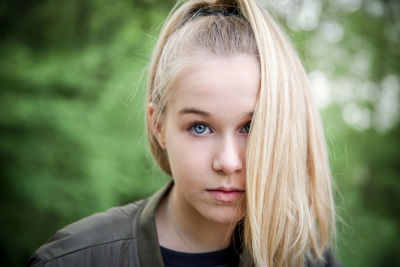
[206,188,245,202]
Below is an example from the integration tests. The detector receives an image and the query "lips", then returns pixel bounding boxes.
[206,187,245,202]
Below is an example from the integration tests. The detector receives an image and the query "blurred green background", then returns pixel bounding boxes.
[0,0,399,266]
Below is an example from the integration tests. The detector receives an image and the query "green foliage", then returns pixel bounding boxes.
[0,0,399,266]
[0,0,175,265]
[322,106,400,266]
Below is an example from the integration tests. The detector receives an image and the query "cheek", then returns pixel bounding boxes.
[239,136,248,166]
[165,136,213,179]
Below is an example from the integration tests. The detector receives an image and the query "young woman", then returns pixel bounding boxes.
[28,0,341,266]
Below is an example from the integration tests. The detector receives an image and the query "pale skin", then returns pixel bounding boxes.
[148,54,260,253]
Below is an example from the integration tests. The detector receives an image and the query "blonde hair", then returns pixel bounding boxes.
[145,0,336,266]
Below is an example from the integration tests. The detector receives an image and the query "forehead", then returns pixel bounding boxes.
[168,55,260,113]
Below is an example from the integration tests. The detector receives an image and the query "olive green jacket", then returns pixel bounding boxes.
[28,183,341,267]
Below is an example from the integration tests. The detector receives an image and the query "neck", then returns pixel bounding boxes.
[155,186,237,253]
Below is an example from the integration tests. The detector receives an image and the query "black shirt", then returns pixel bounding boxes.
[161,245,240,267]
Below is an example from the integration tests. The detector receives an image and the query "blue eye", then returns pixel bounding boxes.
[191,123,211,135]
[241,122,251,134]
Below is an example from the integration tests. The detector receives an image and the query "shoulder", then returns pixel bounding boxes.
[28,199,148,266]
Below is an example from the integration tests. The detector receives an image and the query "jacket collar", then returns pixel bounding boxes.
[137,181,173,266]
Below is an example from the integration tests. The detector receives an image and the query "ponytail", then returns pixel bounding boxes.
[237,0,336,265]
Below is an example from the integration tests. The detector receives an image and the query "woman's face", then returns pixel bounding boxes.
[153,54,259,225]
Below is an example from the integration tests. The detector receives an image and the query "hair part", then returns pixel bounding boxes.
[145,0,336,266]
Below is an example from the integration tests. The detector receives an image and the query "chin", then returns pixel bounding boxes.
[203,205,245,225]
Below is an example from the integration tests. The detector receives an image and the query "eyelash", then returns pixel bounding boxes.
[187,121,252,136]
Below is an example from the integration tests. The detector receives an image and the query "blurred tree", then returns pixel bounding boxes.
[0,0,175,265]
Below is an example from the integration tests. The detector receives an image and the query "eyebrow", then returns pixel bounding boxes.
[179,108,211,117]
[179,108,254,119]
[244,111,254,118]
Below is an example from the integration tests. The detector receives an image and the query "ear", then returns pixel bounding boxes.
[147,103,166,149]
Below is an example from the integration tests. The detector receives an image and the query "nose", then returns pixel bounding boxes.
[212,135,244,176]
